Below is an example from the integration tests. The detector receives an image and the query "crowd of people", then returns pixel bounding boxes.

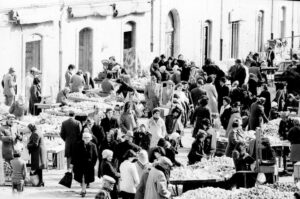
[1,51,300,198]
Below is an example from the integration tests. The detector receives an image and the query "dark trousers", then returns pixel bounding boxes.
[120,191,135,199]
[36,169,43,184]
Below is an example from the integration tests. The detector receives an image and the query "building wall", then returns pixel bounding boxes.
[0,0,299,98]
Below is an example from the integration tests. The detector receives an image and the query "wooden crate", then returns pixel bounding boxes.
[294,162,300,182]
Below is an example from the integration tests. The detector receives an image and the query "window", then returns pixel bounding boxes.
[231,21,240,59]
[204,20,212,61]
[257,11,264,52]
[78,28,93,75]
[165,12,175,58]
[280,6,286,39]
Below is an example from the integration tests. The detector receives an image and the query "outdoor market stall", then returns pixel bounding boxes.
[170,156,235,194]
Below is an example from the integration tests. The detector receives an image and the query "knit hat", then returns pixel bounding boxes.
[102,149,113,160]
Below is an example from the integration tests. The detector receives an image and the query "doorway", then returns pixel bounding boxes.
[79,28,93,75]
[123,22,136,76]
[204,20,212,61]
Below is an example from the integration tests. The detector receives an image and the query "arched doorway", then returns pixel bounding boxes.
[165,10,180,58]
[203,20,212,61]
[79,28,93,75]
[123,21,136,76]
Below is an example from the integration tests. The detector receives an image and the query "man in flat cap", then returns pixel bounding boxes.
[95,175,116,199]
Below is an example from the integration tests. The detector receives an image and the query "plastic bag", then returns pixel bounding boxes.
[30,170,39,186]
[256,172,266,184]
[59,172,73,188]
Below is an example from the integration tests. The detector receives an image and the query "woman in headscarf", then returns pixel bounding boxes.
[72,132,98,197]
[9,95,26,120]
[56,87,70,106]
[29,77,42,115]
[203,76,218,114]
[120,102,138,134]
[147,109,167,148]
[144,75,160,118]
[225,119,245,157]
[188,130,207,165]
[135,150,151,179]
[27,123,46,187]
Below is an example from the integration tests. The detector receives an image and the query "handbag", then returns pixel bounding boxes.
[59,172,73,188]
[30,170,40,186]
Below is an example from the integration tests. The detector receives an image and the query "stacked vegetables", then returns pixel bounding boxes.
[170,156,235,181]
[175,185,295,199]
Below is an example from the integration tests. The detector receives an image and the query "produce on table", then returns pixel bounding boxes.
[265,182,299,192]
[175,185,295,199]
[170,156,235,181]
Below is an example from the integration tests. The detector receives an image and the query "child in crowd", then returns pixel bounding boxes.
[11,145,27,194]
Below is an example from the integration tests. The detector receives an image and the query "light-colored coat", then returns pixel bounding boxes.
[3,73,15,97]
[148,117,167,148]
[119,160,140,194]
[144,167,171,199]
[203,83,218,114]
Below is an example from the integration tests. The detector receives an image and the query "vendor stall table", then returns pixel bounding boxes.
[170,178,231,196]
[47,145,65,170]
[35,103,61,113]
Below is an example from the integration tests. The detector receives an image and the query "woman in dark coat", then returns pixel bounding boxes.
[100,149,120,199]
[27,123,46,187]
[248,97,269,131]
[72,131,98,197]
[225,119,244,157]
[288,119,300,163]
[29,77,42,115]
[188,130,207,165]
[191,96,211,137]
[259,84,271,118]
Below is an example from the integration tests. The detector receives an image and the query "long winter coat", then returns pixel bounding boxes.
[27,131,47,170]
[72,141,98,183]
[203,83,218,114]
[248,102,268,130]
[0,126,17,161]
[60,117,81,158]
[144,83,160,112]
[144,167,171,199]
[225,129,244,157]
[148,117,167,148]
[29,84,41,115]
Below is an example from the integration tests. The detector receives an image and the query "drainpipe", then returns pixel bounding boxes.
[150,0,154,52]
[59,4,64,91]
[220,0,223,61]
[291,0,294,59]
[270,0,274,39]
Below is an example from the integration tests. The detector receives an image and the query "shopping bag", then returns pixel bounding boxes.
[59,172,73,188]
[256,172,266,184]
[30,170,39,186]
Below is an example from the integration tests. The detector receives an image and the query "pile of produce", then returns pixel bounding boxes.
[265,182,299,192]
[22,113,68,137]
[68,92,99,102]
[262,118,281,138]
[175,185,295,199]
[131,77,149,91]
[170,156,235,181]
